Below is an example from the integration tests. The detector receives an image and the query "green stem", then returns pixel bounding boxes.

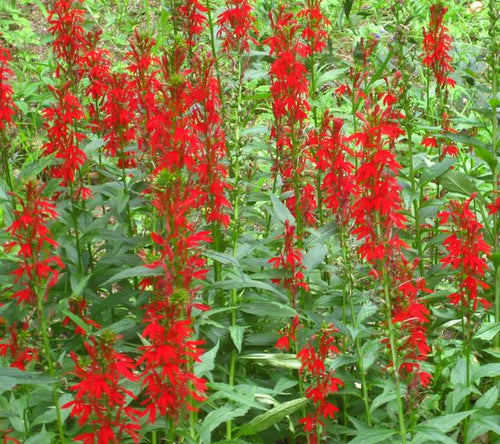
[204,0,223,92]
[381,268,407,443]
[394,6,425,277]
[37,289,66,443]
[143,0,151,34]
[121,162,135,237]
[69,191,84,274]
[226,53,244,441]
[1,132,14,192]
[340,229,372,426]
[463,294,473,441]
[489,0,500,348]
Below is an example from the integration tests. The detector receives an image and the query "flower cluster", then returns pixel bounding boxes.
[42,82,87,187]
[390,261,432,387]
[47,0,88,80]
[275,314,301,352]
[138,298,208,422]
[135,41,227,424]
[63,333,140,443]
[178,0,207,46]
[0,322,38,370]
[266,7,315,226]
[351,90,407,266]
[0,43,16,131]
[190,55,231,227]
[269,220,309,307]
[297,325,343,444]
[4,181,63,305]
[298,0,331,56]
[422,3,455,88]
[350,80,431,385]
[217,0,258,53]
[439,194,491,310]
[310,110,354,225]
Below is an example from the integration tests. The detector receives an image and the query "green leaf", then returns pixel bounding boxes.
[240,301,296,318]
[370,382,397,414]
[349,428,397,444]
[208,383,267,411]
[195,341,220,379]
[0,368,53,394]
[212,441,251,444]
[32,394,72,426]
[102,265,162,286]
[474,363,500,382]
[412,427,457,444]
[466,413,500,443]
[270,193,294,224]
[422,411,475,433]
[438,170,479,198]
[19,155,56,180]
[209,278,285,297]
[343,0,354,18]
[205,251,240,268]
[237,397,307,436]
[474,322,500,341]
[419,158,456,185]
[69,273,91,297]
[241,353,301,370]
[302,244,328,270]
[474,146,497,170]
[24,425,54,444]
[62,309,91,335]
[475,386,498,409]
[229,325,245,353]
[201,405,249,444]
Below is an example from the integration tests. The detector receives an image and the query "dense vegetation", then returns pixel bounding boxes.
[0,0,499,442]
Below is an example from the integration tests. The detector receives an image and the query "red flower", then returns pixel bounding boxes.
[138,300,207,423]
[0,44,16,131]
[47,0,88,80]
[189,55,231,227]
[275,315,301,351]
[298,0,331,56]
[4,181,63,305]
[297,326,343,442]
[42,82,86,185]
[422,3,455,88]
[268,220,309,307]
[217,0,258,53]
[178,0,207,46]
[0,323,38,370]
[439,194,491,310]
[311,111,354,224]
[63,334,140,443]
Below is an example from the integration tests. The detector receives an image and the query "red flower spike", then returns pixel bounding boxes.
[0,44,17,131]
[275,315,301,352]
[63,334,140,443]
[310,110,354,224]
[217,0,259,53]
[178,0,207,46]
[0,323,39,370]
[189,55,231,227]
[439,195,491,311]
[422,3,456,88]
[42,82,87,185]
[4,181,63,306]
[268,221,309,307]
[47,0,89,80]
[297,0,331,56]
[297,326,343,443]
